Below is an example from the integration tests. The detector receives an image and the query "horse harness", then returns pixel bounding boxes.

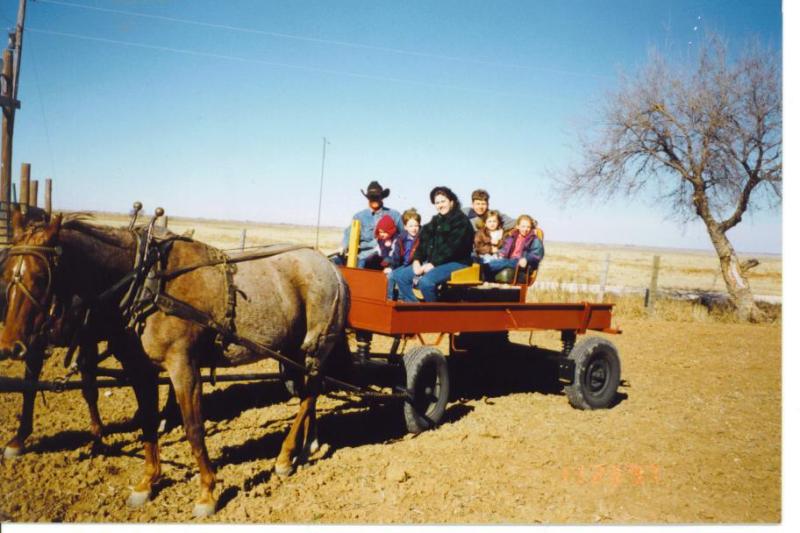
[120,232,402,398]
[6,228,409,400]
[121,229,317,372]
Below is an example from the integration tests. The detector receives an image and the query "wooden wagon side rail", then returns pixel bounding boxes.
[341,267,620,336]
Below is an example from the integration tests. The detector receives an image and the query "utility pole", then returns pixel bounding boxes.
[1,0,27,206]
[314,137,330,251]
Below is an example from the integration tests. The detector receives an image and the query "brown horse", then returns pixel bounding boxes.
[0,221,112,458]
[0,209,349,517]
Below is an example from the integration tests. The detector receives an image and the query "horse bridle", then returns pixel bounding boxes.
[4,244,63,357]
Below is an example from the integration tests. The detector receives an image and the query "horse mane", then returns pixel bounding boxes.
[59,214,136,249]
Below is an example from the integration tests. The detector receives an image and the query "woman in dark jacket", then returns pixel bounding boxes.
[391,186,474,302]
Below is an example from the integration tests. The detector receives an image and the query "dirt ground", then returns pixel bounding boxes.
[0,318,781,524]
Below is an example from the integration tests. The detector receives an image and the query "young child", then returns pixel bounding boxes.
[362,214,398,270]
[474,210,506,263]
[386,208,422,298]
[486,214,544,275]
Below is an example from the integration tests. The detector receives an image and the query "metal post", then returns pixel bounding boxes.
[599,253,610,301]
[314,137,330,251]
[44,178,51,214]
[240,228,247,251]
[29,178,37,207]
[647,255,660,312]
[19,161,29,213]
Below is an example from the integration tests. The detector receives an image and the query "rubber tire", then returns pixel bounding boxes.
[564,336,621,410]
[403,346,450,433]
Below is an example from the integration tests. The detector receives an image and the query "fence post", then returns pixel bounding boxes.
[19,162,29,214]
[646,255,661,313]
[599,253,610,301]
[44,178,52,215]
[240,228,247,251]
[30,179,38,208]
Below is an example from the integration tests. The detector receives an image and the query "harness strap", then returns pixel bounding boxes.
[6,245,61,312]
[156,244,311,281]
[152,292,404,399]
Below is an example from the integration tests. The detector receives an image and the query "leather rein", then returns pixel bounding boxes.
[5,245,61,316]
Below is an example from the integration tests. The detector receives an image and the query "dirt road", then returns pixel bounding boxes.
[0,319,781,524]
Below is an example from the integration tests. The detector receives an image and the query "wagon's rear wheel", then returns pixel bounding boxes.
[565,336,621,410]
[403,346,450,433]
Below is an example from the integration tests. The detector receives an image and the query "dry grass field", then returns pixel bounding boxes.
[87,211,782,296]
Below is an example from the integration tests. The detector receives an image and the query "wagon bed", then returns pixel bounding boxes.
[338,266,624,432]
[341,267,620,336]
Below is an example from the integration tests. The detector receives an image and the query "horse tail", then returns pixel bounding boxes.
[303,256,349,364]
[314,261,351,382]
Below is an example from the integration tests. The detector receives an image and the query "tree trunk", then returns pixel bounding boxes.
[704,222,766,322]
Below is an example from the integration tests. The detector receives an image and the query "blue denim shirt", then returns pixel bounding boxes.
[342,206,403,263]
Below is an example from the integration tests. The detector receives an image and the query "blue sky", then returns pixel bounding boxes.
[3,0,783,253]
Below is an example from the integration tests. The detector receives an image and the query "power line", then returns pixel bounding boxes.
[28,37,58,180]
[37,0,612,80]
[27,26,577,102]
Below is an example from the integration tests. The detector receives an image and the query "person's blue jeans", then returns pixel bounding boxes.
[486,257,520,274]
[392,262,467,302]
[386,268,401,300]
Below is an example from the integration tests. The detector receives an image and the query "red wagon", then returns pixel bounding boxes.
[336,267,623,433]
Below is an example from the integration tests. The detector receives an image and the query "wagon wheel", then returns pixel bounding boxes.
[403,346,450,433]
[564,336,621,410]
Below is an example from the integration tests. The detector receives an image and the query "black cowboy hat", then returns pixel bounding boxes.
[361,181,390,200]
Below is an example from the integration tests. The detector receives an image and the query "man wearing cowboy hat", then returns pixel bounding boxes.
[339,181,403,268]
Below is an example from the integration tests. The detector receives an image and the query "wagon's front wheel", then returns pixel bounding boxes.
[403,346,450,433]
[565,336,621,410]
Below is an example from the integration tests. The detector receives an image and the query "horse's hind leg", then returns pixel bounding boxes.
[158,383,181,434]
[302,400,319,456]
[78,341,105,448]
[3,348,44,458]
[275,394,315,477]
[166,355,216,518]
[113,336,162,509]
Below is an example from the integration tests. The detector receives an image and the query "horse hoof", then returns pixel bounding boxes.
[3,445,23,459]
[274,462,294,478]
[307,438,320,455]
[127,490,151,508]
[192,501,217,518]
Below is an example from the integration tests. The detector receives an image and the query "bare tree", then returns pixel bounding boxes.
[561,36,781,321]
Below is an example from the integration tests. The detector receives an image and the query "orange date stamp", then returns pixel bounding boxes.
[561,463,661,486]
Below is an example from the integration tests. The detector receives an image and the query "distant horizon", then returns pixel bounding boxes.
[71,207,783,258]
